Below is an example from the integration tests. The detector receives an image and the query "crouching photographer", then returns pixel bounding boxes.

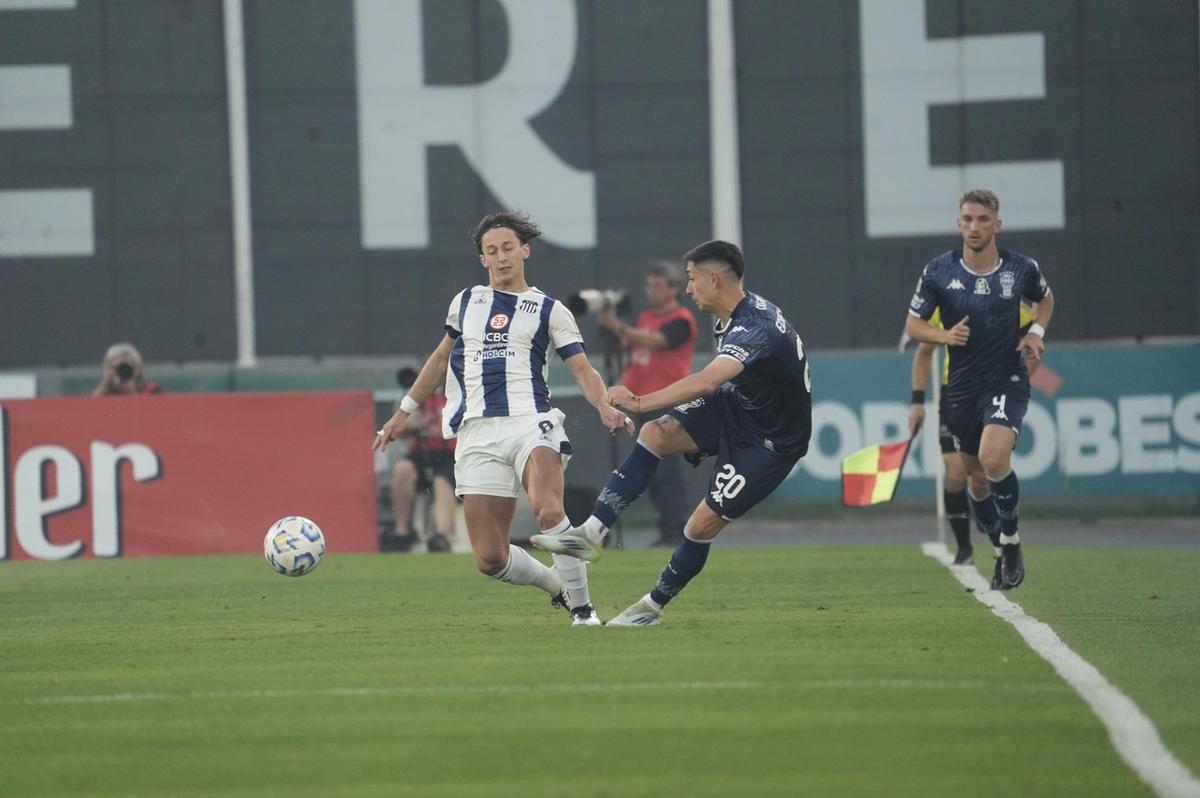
[91,342,162,397]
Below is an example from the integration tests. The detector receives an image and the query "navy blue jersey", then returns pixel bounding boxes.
[909,248,1050,402]
[712,291,812,455]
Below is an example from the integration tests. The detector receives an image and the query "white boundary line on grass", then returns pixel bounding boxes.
[15,678,1073,707]
[21,681,761,705]
[922,541,1200,798]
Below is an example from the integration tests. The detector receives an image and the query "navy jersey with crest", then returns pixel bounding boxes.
[908,248,1050,403]
[712,291,812,456]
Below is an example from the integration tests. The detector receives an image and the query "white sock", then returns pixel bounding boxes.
[581,515,609,544]
[993,546,1003,557]
[553,554,590,609]
[492,545,562,596]
[539,517,591,608]
[643,593,663,613]
[999,532,1020,545]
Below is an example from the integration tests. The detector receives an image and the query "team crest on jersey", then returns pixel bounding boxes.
[519,299,539,313]
[948,279,965,290]
[998,271,1015,298]
[974,278,990,295]
[488,313,510,330]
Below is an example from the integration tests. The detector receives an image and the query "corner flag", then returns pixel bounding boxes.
[841,438,914,507]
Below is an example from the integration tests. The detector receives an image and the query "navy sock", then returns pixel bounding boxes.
[989,470,1020,537]
[650,536,712,607]
[592,442,660,529]
[968,487,1001,548]
[944,489,971,550]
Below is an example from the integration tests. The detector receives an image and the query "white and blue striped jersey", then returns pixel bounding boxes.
[441,285,585,437]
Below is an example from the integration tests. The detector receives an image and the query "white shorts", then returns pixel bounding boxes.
[453,409,572,499]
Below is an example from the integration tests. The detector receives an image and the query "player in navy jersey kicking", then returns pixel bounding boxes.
[532,240,812,626]
[904,190,1056,590]
[373,211,632,626]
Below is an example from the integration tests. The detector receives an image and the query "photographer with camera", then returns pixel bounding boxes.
[593,261,697,548]
[381,366,458,553]
[91,342,162,397]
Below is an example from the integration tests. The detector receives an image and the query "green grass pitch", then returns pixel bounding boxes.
[1,543,1197,797]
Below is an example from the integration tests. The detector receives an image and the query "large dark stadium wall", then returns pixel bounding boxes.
[2,0,1197,368]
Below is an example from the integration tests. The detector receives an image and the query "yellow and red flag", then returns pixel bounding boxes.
[841,439,913,507]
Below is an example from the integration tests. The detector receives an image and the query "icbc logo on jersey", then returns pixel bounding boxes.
[489,313,510,330]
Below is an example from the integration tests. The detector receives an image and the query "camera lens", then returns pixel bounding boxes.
[115,362,135,381]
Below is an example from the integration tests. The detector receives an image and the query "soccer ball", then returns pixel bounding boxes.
[264,516,326,577]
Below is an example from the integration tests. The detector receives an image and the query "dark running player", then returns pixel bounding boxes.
[904,189,1055,590]
[532,240,812,626]
[907,301,1038,566]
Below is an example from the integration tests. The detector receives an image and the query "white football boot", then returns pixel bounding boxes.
[530,526,603,563]
[569,605,603,626]
[605,595,663,627]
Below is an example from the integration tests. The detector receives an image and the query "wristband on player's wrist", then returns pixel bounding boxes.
[911,390,926,405]
[399,394,419,414]
[1027,322,1046,339]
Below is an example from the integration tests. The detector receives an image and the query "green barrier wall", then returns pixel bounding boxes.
[773,342,1200,500]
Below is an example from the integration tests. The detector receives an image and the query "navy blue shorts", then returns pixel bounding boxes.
[667,391,803,520]
[944,380,1030,456]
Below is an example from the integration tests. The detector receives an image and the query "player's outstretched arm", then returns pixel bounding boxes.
[563,352,634,435]
[617,357,743,415]
[373,335,454,452]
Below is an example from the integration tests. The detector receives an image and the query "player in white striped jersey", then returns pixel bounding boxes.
[373,211,632,626]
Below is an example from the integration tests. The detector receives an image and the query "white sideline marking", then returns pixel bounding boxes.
[15,677,1069,707]
[922,542,1200,798]
[21,681,760,705]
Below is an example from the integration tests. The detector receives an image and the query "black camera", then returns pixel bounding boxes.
[115,362,135,381]
[567,288,631,317]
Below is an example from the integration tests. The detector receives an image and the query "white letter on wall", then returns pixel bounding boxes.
[859,0,1063,237]
[1057,398,1119,477]
[0,0,94,257]
[1119,395,1175,475]
[90,442,161,557]
[800,401,863,481]
[1174,393,1200,474]
[355,0,595,249]
[14,445,84,559]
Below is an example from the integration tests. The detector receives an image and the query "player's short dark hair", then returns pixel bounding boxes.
[472,211,542,253]
[683,240,744,280]
[959,189,999,214]
[646,259,685,290]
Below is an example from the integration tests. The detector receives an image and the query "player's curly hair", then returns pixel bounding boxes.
[683,240,745,280]
[959,189,999,213]
[472,211,542,253]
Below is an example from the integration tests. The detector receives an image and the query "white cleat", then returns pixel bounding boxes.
[530,526,603,563]
[570,605,603,626]
[605,595,663,627]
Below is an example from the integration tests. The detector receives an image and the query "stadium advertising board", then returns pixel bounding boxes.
[0,392,376,561]
[773,343,1200,501]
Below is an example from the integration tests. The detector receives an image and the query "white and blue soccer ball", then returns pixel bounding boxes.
[264,516,326,577]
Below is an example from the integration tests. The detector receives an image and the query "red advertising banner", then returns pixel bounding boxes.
[0,392,377,560]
